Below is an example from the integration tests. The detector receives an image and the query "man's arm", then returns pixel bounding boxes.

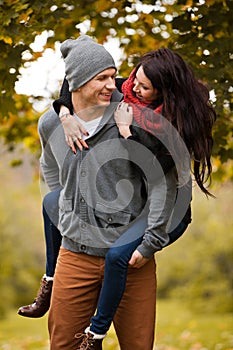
[38,109,61,191]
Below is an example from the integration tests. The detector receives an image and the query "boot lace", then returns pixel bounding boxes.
[34,278,49,303]
[75,332,95,350]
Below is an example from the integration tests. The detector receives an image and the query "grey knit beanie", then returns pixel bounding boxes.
[60,35,116,91]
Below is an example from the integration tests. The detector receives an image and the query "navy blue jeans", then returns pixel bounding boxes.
[42,189,62,277]
[43,190,188,334]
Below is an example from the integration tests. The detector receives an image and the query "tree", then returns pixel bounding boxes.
[0,0,232,180]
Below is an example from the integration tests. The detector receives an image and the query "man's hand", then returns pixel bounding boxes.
[128,250,149,268]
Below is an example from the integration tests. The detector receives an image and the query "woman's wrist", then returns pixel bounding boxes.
[59,112,70,118]
[59,113,73,122]
[59,105,71,121]
[118,125,132,139]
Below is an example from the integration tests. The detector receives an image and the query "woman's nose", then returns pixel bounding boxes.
[133,83,139,93]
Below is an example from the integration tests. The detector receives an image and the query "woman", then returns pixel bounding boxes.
[18,48,215,348]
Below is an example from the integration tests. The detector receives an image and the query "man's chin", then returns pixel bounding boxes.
[98,100,111,107]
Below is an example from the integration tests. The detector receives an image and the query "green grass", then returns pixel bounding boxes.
[0,299,232,350]
[155,300,233,350]
[0,313,49,350]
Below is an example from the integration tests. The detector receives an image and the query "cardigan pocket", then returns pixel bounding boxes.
[94,202,131,228]
[59,198,73,212]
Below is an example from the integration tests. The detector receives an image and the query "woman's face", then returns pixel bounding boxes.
[133,66,159,103]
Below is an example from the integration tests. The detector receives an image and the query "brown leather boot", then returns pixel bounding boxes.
[75,332,103,350]
[17,276,53,318]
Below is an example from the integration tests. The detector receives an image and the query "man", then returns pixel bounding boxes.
[38,35,176,350]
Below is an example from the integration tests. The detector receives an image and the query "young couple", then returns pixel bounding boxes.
[18,35,216,350]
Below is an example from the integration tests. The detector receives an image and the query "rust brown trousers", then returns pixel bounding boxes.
[48,247,157,350]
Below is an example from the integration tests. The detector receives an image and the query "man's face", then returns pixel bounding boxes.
[77,68,116,109]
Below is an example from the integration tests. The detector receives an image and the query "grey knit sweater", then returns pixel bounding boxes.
[38,95,177,258]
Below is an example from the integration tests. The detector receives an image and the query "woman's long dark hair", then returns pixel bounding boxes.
[136,48,216,196]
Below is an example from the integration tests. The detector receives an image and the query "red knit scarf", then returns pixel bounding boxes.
[122,68,164,136]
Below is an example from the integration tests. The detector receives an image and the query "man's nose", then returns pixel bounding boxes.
[106,78,116,90]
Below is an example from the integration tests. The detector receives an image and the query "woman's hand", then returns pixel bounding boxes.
[128,250,149,269]
[114,102,133,139]
[59,106,89,153]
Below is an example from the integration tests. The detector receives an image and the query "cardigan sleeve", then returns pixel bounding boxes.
[38,110,61,191]
[122,125,175,181]
[119,125,192,257]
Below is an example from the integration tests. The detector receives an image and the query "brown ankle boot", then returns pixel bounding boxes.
[75,332,103,350]
[17,276,53,318]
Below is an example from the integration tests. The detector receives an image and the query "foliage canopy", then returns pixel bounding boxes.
[0,0,232,180]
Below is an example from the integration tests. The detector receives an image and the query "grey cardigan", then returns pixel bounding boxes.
[38,94,177,258]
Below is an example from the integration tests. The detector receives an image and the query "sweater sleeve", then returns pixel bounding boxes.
[124,125,175,180]
[115,77,127,92]
[53,77,73,115]
[38,110,61,191]
[136,167,178,258]
[120,127,191,258]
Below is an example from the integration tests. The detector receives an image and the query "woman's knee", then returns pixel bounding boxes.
[43,188,61,209]
[106,246,127,267]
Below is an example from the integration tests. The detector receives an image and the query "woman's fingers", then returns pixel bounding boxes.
[66,136,77,153]
[73,137,89,152]
[65,132,89,153]
[78,138,89,149]
[66,136,89,153]
[75,138,83,152]
[117,101,131,112]
[79,124,89,137]
[62,115,89,152]
[115,102,133,126]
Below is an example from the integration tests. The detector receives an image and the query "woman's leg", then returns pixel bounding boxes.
[167,219,189,245]
[17,189,62,318]
[43,194,62,277]
[114,257,156,350]
[90,216,148,335]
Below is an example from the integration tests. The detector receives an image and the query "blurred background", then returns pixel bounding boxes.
[0,1,232,349]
